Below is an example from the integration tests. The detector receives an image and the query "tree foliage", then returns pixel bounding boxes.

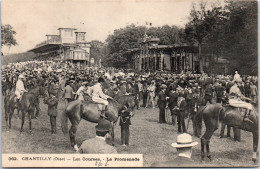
[1,24,18,48]
[104,24,185,68]
[185,0,257,75]
[90,40,107,66]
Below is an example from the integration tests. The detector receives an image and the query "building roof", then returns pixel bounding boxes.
[58,28,77,30]
[126,44,199,54]
[46,34,59,36]
[71,48,86,52]
[75,32,86,33]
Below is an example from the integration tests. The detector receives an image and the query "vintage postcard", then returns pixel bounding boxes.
[1,0,258,167]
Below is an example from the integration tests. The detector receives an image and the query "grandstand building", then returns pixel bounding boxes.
[29,28,91,66]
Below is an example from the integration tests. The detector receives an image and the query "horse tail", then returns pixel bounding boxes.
[61,100,82,134]
[194,106,206,136]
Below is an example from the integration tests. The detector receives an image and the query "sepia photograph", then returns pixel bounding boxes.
[1,0,258,167]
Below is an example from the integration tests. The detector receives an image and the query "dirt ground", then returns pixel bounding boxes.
[1,97,258,167]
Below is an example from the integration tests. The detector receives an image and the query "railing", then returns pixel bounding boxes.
[35,37,61,48]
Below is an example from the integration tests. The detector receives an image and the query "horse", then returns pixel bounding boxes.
[194,103,258,163]
[4,86,44,133]
[61,95,136,151]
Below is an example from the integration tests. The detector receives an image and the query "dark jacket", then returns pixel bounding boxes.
[168,91,178,109]
[157,90,167,108]
[64,85,74,99]
[177,98,187,112]
[133,83,139,94]
[44,96,59,116]
[119,110,132,126]
[215,85,225,97]
[205,86,213,99]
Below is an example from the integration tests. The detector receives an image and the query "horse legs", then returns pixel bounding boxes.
[111,123,115,146]
[252,131,258,163]
[69,120,80,151]
[201,138,205,160]
[20,111,25,133]
[16,108,20,119]
[220,122,226,138]
[5,107,9,130]
[9,108,15,129]
[34,100,40,118]
[201,127,215,161]
[28,110,33,134]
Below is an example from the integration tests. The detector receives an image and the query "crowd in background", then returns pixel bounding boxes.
[1,60,258,136]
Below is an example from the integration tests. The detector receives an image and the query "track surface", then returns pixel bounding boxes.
[1,97,258,167]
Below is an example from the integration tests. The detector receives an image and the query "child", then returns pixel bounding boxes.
[44,93,59,134]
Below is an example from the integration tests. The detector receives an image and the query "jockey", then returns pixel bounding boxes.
[228,80,253,117]
[92,77,112,118]
[233,71,241,82]
[15,74,28,103]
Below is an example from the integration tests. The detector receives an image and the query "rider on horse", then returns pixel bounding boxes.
[15,74,28,105]
[228,79,253,119]
[92,77,112,118]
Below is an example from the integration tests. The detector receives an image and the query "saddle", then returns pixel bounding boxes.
[225,104,253,124]
[82,96,107,112]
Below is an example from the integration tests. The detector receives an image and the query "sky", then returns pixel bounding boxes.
[2,0,199,54]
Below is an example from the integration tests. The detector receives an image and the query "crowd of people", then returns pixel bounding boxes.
[2,60,258,128]
[1,59,258,165]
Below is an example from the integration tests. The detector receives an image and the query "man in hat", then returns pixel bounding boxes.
[15,74,28,104]
[151,133,198,167]
[168,87,178,125]
[44,92,59,134]
[78,119,117,154]
[92,77,112,118]
[157,84,167,123]
[64,81,74,107]
[175,89,187,133]
[233,71,241,82]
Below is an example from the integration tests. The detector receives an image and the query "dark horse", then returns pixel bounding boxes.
[4,86,43,133]
[194,103,258,163]
[61,95,136,151]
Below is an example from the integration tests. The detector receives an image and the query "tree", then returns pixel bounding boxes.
[1,24,17,55]
[185,1,212,73]
[90,40,106,66]
[104,24,186,68]
[222,1,258,75]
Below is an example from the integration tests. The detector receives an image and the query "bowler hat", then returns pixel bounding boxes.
[95,119,112,132]
[171,133,198,148]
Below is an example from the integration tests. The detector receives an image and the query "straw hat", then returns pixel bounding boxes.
[171,133,198,148]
